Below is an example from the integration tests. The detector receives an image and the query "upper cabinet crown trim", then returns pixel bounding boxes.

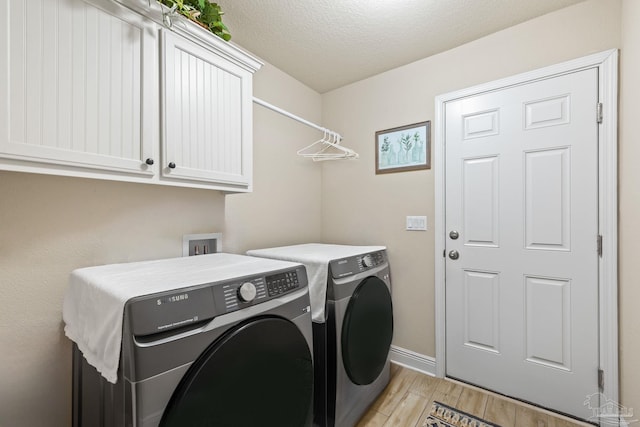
[109,0,263,73]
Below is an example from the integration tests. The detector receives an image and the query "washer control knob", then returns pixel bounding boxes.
[361,255,374,268]
[238,282,257,302]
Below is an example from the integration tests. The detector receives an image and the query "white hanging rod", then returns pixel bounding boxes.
[253,97,342,140]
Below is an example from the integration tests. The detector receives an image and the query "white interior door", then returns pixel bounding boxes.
[444,68,599,420]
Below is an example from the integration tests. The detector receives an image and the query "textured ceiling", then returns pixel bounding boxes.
[215,0,586,93]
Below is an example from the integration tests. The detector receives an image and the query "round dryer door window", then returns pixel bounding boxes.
[341,276,393,385]
[160,316,313,427]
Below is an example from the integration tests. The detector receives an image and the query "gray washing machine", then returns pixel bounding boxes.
[247,244,394,427]
[69,253,314,427]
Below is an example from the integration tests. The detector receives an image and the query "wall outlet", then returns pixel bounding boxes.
[406,216,427,231]
[183,233,222,256]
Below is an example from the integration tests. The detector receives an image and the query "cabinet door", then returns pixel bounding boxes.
[0,0,157,176]
[161,30,253,188]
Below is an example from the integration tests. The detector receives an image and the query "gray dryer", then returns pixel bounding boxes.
[247,244,394,427]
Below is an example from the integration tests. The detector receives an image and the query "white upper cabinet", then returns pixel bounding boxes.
[0,0,262,191]
[161,30,253,188]
[0,0,158,176]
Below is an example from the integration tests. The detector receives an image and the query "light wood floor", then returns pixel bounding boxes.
[356,364,594,427]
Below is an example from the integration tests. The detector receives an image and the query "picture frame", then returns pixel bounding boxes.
[375,121,431,174]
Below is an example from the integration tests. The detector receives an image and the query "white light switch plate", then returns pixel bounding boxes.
[406,216,427,231]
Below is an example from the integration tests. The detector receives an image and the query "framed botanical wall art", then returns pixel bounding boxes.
[375,121,431,174]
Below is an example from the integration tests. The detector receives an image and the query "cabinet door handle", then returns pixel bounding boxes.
[145,158,154,165]
[168,162,176,169]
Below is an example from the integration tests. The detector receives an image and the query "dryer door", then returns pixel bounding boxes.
[341,276,393,385]
[160,316,313,427]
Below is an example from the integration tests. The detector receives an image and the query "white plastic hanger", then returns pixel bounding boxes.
[297,131,359,162]
[296,130,331,158]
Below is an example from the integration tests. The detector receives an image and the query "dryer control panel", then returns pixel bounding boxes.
[330,250,387,279]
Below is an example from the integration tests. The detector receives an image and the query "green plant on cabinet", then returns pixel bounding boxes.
[158,0,231,41]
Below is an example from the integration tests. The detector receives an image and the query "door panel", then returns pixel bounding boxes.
[524,276,571,370]
[445,68,599,420]
[463,156,500,247]
[463,270,500,353]
[524,148,571,250]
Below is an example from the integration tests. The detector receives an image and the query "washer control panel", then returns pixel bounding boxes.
[220,277,268,312]
[212,267,306,315]
[126,266,308,337]
[266,270,301,297]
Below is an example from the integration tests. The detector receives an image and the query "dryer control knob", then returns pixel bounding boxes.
[238,282,257,302]
[361,255,374,268]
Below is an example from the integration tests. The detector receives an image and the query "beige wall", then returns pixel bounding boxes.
[224,62,323,253]
[322,0,621,368]
[619,0,640,413]
[0,62,323,426]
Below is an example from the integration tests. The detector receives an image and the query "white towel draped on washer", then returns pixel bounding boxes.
[62,254,301,384]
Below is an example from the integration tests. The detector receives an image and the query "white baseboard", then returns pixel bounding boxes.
[389,345,437,376]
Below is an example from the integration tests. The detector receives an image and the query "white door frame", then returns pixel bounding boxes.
[434,49,619,410]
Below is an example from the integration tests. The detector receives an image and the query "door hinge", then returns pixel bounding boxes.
[598,368,605,390]
[597,102,603,124]
[443,249,446,258]
[597,235,603,257]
